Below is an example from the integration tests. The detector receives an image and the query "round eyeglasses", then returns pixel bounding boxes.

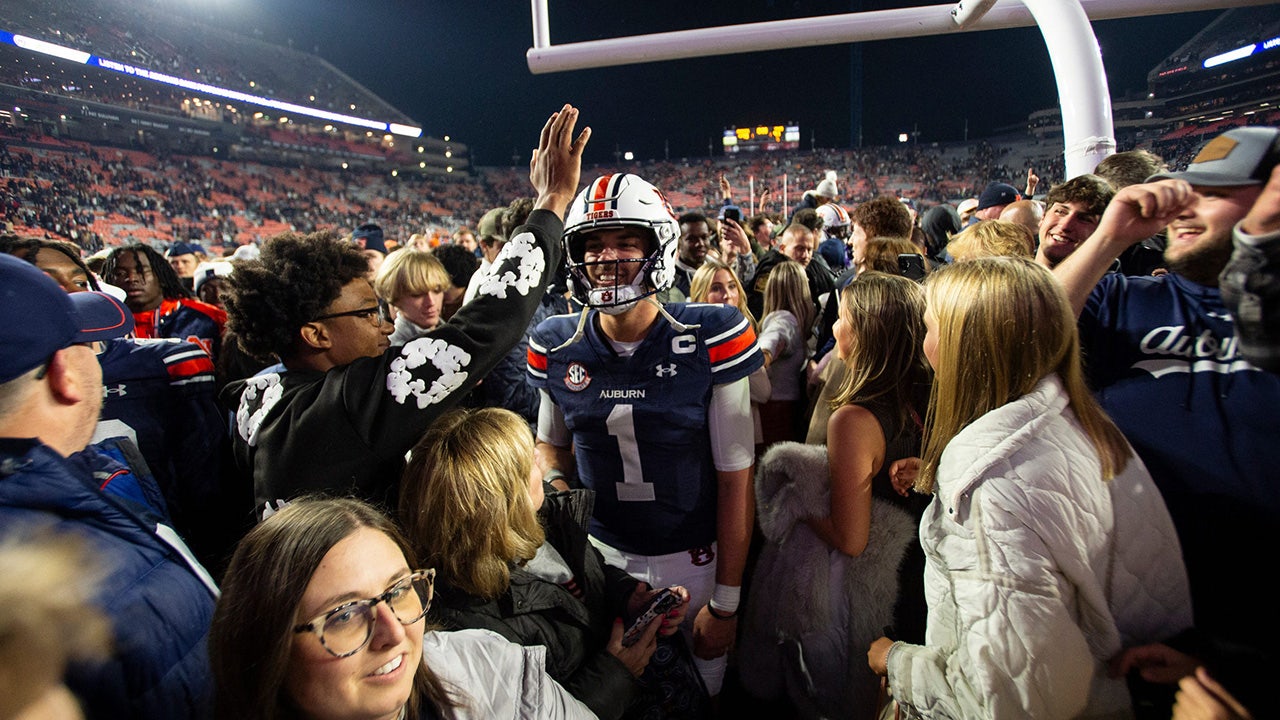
[293,569,435,658]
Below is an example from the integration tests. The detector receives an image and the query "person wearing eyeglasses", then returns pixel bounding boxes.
[209,497,595,720]
[220,105,590,518]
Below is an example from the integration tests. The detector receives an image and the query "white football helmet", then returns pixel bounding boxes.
[563,174,679,314]
[816,202,852,241]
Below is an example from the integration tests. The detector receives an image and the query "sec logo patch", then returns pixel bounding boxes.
[564,362,591,392]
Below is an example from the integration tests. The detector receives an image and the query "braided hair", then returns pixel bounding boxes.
[103,244,192,300]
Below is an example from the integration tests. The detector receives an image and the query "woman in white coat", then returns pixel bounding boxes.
[868,257,1191,719]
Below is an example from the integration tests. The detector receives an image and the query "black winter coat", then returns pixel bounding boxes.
[431,489,644,720]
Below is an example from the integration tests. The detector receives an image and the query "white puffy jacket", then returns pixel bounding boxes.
[423,628,598,719]
[887,375,1191,720]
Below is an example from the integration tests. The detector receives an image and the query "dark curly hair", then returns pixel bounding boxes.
[500,197,536,240]
[851,196,913,240]
[431,243,479,289]
[103,244,191,300]
[0,235,101,291]
[223,230,370,362]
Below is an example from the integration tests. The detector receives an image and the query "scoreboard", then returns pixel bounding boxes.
[723,123,799,153]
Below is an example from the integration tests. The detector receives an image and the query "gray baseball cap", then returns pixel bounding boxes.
[1148,126,1280,187]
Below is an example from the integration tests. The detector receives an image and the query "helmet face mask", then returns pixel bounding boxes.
[563,174,679,313]
[817,202,852,241]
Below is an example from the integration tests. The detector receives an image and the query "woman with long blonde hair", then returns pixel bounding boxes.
[812,272,931,560]
[690,258,770,444]
[689,258,757,333]
[756,260,814,448]
[739,272,933,718]
[868,257,1191,719]
[399,407,691,720]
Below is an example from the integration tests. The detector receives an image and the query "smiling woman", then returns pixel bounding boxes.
[209,497,597,720]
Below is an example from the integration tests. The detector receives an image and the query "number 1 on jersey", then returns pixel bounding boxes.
[607,404,655,501]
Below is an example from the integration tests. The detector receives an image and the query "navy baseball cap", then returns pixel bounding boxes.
[975,182,1022,211]
[0,254,134,383]
[351,222,387,254]
[166,241,204,257]
[1148,126,1280,187]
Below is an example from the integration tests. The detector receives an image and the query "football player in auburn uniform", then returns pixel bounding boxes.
[527,173,763,697]
[104,244,227,363]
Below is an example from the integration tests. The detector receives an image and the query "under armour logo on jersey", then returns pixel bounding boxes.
[655,363,678,378]
[103,384,127,397]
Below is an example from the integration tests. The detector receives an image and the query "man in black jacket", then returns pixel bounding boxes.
[221,104,590,518]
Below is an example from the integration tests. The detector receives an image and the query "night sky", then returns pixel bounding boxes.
[171,1,1220,167]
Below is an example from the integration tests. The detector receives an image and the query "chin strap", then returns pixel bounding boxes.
[650,297,700,332]
[548,296,702,354]
[549,305,592,353]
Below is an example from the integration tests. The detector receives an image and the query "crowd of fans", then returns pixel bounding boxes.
[4,0,1280,716]
[0,117,1078,256]
[2,93,1279,720]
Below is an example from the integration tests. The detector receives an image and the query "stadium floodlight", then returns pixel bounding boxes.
[1204,44,1257,68]
[389,123,422,138]
[0,29,424,139]
[12,34,90,64]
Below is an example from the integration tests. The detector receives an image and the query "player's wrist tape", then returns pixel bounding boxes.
[708,584,740,617]
[707,604,737,620]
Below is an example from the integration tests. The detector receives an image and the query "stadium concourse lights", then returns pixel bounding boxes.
[0,29,423,139]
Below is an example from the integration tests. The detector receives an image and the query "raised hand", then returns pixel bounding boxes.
[1093,179,1196,248]
[530,104,591,218]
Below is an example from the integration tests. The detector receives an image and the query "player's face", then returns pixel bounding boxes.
[1165,184,1261,283]
[826,224,852,242]
[679,221,712,266]
[35,248,92,293]
[313,279,393,365]
[704,269,740,308]
[1038,200,1099,267]
[109,251,163,312]
[198,277,226,308]
[582,228,650,289]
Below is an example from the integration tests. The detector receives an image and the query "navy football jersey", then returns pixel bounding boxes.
[528,303,762,554]
[94,337,230,564]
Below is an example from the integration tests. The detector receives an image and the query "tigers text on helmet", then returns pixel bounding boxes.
[817,202,852,240]
[562,174,679,314]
